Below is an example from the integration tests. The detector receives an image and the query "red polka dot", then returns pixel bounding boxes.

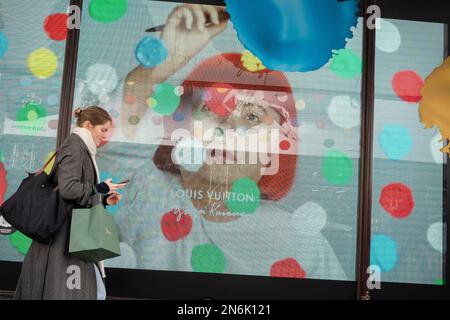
[161,209,193,241]
[44,14,68,41]
[279,140,291,151]
[379,183,415,218]
[205,83,236,117]
[270,258,306,278]
[0,162,7,205]
[392,71,424,103]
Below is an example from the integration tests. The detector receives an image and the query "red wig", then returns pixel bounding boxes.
[153,53,298,201]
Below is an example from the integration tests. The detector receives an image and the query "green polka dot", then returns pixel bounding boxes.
[89,0,127,23]
[322,150,353,185]
[128,115,140,125]
[151,83,181,116]
[16,102,47,134]
[191,244,226,273]
[9,231,32,256]
[225,178,260,214]
[330,49,362,79]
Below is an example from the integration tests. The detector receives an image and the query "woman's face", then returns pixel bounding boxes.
[179,97,282,188]
[84,121,113,147]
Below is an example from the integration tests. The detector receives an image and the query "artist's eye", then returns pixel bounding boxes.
[246,113,259,122]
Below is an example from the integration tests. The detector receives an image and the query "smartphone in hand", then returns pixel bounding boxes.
[117,179,130,184]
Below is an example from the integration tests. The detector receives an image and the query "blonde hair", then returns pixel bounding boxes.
[73,106,112,127]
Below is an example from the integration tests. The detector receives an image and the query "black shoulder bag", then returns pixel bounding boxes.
[0,150,74,244]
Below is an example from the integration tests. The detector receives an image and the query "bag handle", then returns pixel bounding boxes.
[34,150,61,192]
[34,151,59,177]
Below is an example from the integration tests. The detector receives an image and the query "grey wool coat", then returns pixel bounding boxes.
[14,133,107,300]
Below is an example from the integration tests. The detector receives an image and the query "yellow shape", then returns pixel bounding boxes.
[27,48,58,79]
[241,50,266,73]
[43,151,56,175]
[419,57,450,154]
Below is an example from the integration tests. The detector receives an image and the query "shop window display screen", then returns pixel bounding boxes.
[0,0,446,286]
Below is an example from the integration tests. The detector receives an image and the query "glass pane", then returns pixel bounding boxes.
[0,0,68,261]
[372,18,446,285]
[73,0,363,281]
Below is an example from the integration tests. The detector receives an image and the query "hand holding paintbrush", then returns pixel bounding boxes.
[147,4,229,71]
[146,5,229,33]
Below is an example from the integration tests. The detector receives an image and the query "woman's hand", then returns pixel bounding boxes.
[121,5,229,141]
[106,191,122,206]
[104,178,129,192]
[162,4,229,68]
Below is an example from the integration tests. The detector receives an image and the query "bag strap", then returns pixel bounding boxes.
[34,151,59,177]
[34,148,62,192]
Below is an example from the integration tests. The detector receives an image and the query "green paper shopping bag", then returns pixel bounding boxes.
[69,203,121,262]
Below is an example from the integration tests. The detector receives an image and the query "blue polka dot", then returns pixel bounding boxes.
[173,112,185,122]
[135,37,168,68]
[370,234,398,272]
[0,33,8,59]
[379,125,412,160]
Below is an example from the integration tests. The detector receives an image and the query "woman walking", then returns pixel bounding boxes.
[14,106,128,300]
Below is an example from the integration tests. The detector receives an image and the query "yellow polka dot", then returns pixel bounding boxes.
[27,48,58,79]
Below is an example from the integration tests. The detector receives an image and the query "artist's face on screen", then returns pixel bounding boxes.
[178,93,283,188]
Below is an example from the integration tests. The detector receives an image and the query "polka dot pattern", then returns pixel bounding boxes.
[161,209,193,242]
[225,178,260,214]
[135,37,168,68]
[27,48,58,79]
[191,244,226,273]
[151,83,181,116]
[370,234,398,272]
[270,258,306,278]
[89,0,128,23]
[392,70,424,103]
[44,13,68,41]
[379,183,414,219]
